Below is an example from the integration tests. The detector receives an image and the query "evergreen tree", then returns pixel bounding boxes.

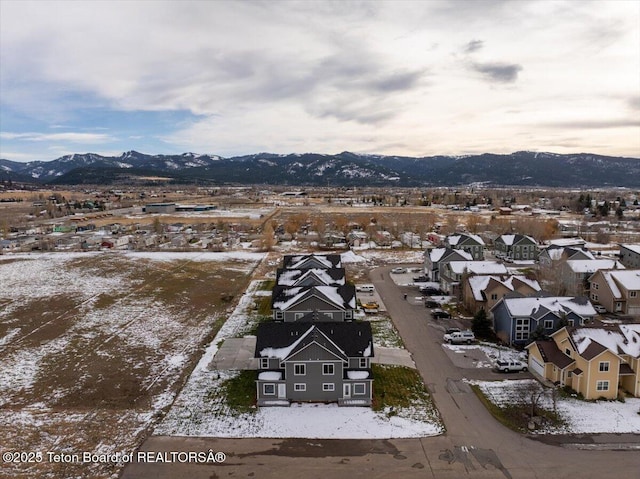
[471,308,493,339]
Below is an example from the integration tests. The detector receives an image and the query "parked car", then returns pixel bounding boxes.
[419,286,443,295]
[356,284,375,293]
[432,308,451,319]
[361,301,379,313]
[443,330,475,344]
[593,304,607,313]
[391,267,406,274]
[424,299,439,308]
[413,275,428,282]
[494,360,528,373]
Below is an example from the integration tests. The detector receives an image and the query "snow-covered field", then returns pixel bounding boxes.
[0,251,264,479]
[444,342,527,369]
[471,379,640,434]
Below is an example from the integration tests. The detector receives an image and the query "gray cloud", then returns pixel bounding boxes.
[628,96,640,110]
[543,119,640,129]
[470,61,522,83]
[464,40,484,53]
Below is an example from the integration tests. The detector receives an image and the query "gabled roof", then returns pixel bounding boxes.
[282,254,342,270]
[596,270,640,298]
[530,340,575,369]
[275,267,346,287]
[568,324,640,358]
[271,284,356,311]
[497,234,536,246]
[492,295,596,318]
[255,322,374,359]
[429,247,473,264]
[467,275,541,301]
[446,233,485,246]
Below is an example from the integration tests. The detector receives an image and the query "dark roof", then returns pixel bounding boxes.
[535,340,575,369]
[572,368,583,375]
[255,322,373,359]
[580,341,608,360]
[275,267,346,286]
[271,284,356,310]
[282,254,342,270]
[619,363,635,375]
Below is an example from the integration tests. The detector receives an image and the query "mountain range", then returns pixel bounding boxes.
[1,151,639,187]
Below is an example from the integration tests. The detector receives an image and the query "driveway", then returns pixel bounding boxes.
[122,264,640,479]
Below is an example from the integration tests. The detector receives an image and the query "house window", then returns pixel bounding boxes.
[322,364,334,375]
[263,384,275,395]
[345,310,353,320]
[294,383,306,391]
[275,311,283,320]
[592,283,599,290]
[565,348,572,357]
[599,361,610,372]
[616,302,622,311]
[359,358,368,368]
[568,319,574,326]
[353,383,366,395]
[596,380,609,391]
[544,319,554,329]
[294,312,304,320]
[515,318,529,341]
[491,294,498,300]
[591,294,598,301]
[322,383,335,392]
[631,291,637,298]
[260,358,269,369]
[294,364,306,376]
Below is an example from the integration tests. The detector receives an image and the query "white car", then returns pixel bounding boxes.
[494,360,528,373]
[593,304,607,313]
[390,267,406,274]
[443,330,475,344]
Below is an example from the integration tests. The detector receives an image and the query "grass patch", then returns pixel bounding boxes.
[471,384,564,432]
[369,317,404,348]
[220,370,257,415]
[256,296,273,316]
[373,365,429,411]
[258,279,275,291]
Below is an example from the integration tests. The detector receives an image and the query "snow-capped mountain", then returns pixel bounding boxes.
[0,151,638,187]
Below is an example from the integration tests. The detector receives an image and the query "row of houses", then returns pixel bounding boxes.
[254,254,374,407]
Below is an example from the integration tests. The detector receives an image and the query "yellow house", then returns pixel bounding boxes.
[526,324,640,399]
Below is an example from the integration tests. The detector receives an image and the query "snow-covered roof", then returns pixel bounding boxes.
[498,234,536,246]
[347,370,370,380]
[468,275,541,301]
[272,285,356,310]
[429,248,448,263]
[600,270,640,296]
[620,244,640,255]
[571,324,640,358]
[566,259,624,274]
[259,326,315,359]
[447,233,485,246]
[448,261,508,275]
[276,268,345,286]
[497,296,596,318]
[547,238,586,247]
[258,371,283,380]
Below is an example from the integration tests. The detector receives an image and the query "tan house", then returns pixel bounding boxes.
[588,269,640,315]
[526,324,640,399]
[462,275,541,314]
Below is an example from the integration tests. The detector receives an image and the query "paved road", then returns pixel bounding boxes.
[121,265,640,479]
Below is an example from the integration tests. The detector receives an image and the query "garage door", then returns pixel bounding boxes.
[529,356,545,376]
[628,306,640,316]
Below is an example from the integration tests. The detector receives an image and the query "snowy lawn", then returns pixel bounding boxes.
[0,251,264,479]
[470,379,640,434]
[444,342,527,369]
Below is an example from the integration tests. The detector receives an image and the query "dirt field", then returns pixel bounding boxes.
[0,251,264,479]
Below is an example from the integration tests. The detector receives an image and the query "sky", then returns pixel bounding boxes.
[1,0,639,163]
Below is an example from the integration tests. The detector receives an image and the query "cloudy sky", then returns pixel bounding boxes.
[1,0,639,162]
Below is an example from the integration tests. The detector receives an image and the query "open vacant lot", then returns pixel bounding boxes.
[0,251,264,479]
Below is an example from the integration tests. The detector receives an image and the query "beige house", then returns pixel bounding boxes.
[526,324,640,399]
[462,275,541,314]
[589,269,640,315]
